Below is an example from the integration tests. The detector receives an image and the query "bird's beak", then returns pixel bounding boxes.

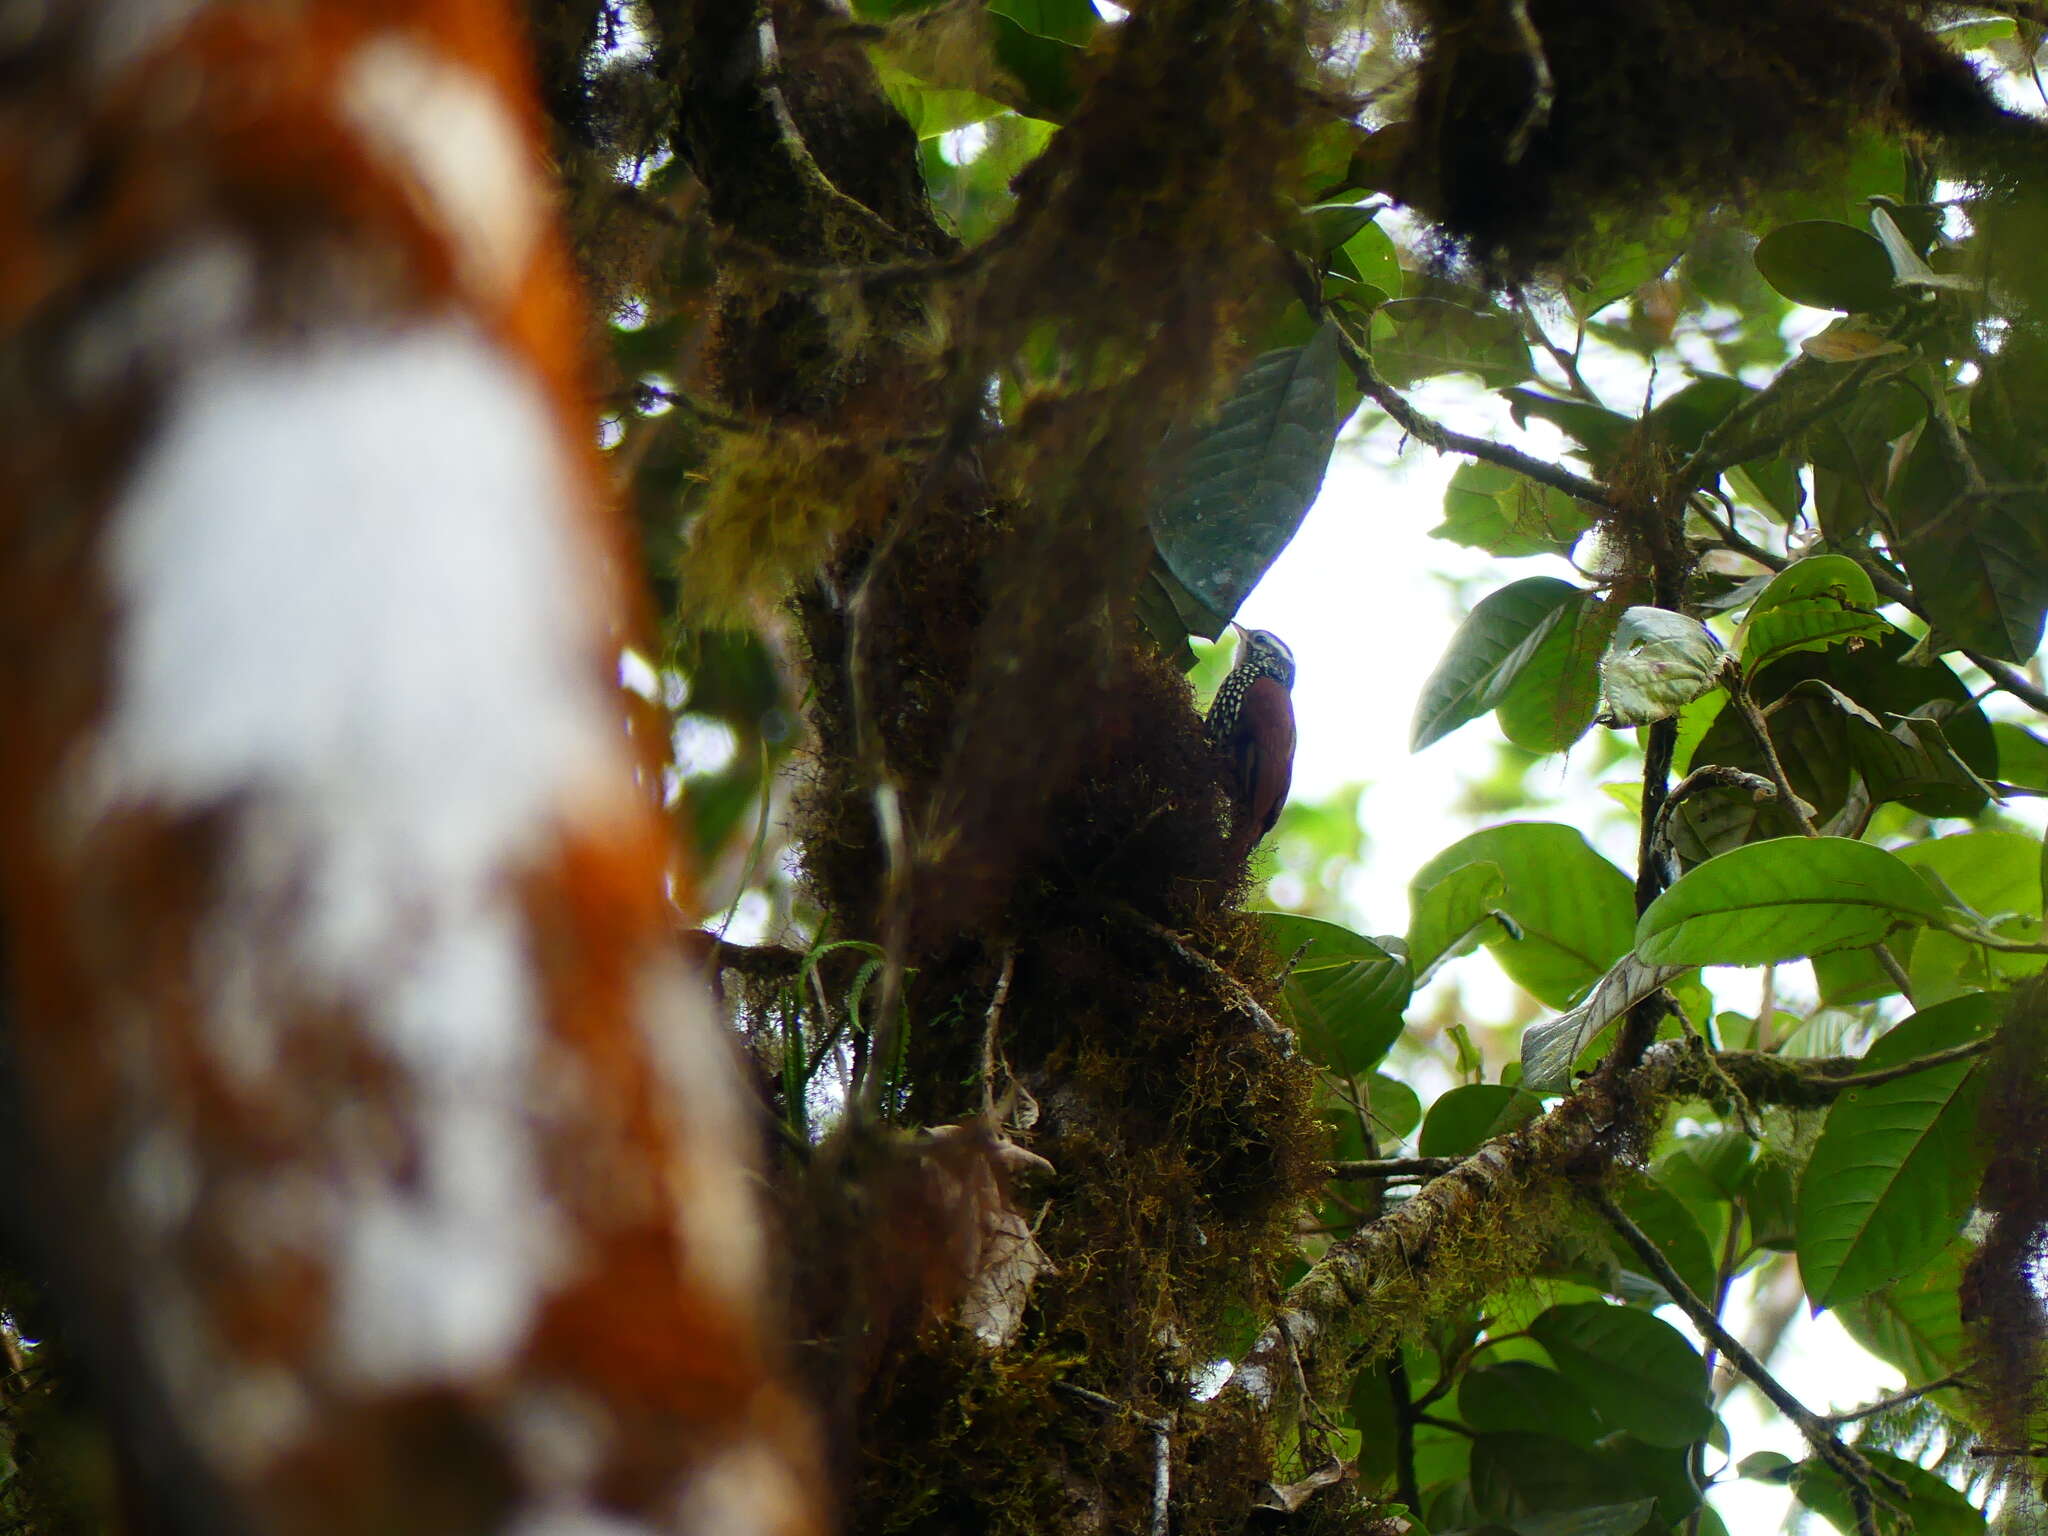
[1229,621,1250,644]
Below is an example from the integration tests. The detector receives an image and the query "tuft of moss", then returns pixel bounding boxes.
[1395,0,2028,278]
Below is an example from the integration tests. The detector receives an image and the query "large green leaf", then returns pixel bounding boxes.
[1419,1083,1527,1157]
[1612,1172,1718,1306]
[1795,992,1997,1309]
[1900,832,2047,1003]
[1432,461,1594,558]
[1412,825,1635,1007]
[1839,1240,1968,1387]
[1791,1450,1985,1536]
[1412,577,1584,750]
[1753,220,1898,312]
[1502,389,1634,470]
[1528,1303,1713,1449]
[1635,837,1947,966]
[1407,860,1510,980]
[1374,298,1533,390]
[1148,324,1343,621]
[1735,554,1884,672]
[1889,422,2048,662]
[1496,592,1622,754]
[1260,912,1411,1071]
[1458,1362,1604,1449]
[1520,955,1693,1091]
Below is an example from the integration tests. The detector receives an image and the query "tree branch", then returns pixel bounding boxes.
[1328,1157,1460,1182]
[1332,321,1617,508]
[1591,1188,1906,1536]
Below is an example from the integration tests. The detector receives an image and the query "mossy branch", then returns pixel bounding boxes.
[1229,1034,1996,1437]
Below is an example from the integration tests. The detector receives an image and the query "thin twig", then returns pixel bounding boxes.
[1331,320,1616,507]
[979,948,1017,1118]
[1328,1157,1460,1182]
[1592,1189,1906,1536]
[1108,904,1296,1054]
[1821,1374,1966,1425]
[1501,0,1555,164]
[1149,1412,1174,1536]
[1817,1034,1992,1090]
[1510,286,1601,405]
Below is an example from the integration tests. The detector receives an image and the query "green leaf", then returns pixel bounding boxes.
[1340,218,1403,296]
[1598,607,1727,726]
[1375,298,1534,390]
[1261,912,1411,1071]
[1419,1083,1523,1157]
[1900,832,2047,1003]
[1367,1070,1423,1142]
[1796,993,1997,1308]
[1635,837,1948,966]
[1995,720,2048,793]
[1496,593,1623,754]
[1791,1450,1986,1536]
[1459,1362,1605,1449]
[1839,1240,1968,1387]
[1148,324,1343,623]
[986,13,1083,117]
[1520,956,1692,1092]
[1513,1500,1661,1536]
[1753,220,1899,312]
[1407,860,1509,980]
[1529,1303,1713,1449]
[1612,1173,1718,1306]
[1736,554,1884,672]
[1413,577,1584,750]
[1644,375,1749,457]
[1432,461,1594,558]
[987,0,1097,43]
[1412,825,1635,1007]
[1890,422,2048,662]
[1502,389,1634,469]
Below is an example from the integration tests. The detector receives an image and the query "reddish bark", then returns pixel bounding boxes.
[0,5,819,1532]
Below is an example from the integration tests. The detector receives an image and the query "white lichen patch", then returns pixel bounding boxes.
[340,35,543,298]
[94,319,626,1391]
[633,963,767,1311]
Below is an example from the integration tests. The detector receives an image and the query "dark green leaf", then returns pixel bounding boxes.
[1502,389,1634,469]
[1635,837,1947,966]
[1261,912,1412,1071]
[1412,825,1635,1007]
[1839,1240,1968,1387]
[1612,1173,1718,1305]
[987,0,1097,43]
[1432,462,1594,558]
[1149,324,1344,622]
[1413,577,1583,750]
[1419,1083,1524,1157]
[1513,1500,1660,1536]
[1736,554,1884,672]
[1376,299,1533,390]
[1496,593,1622,754]
[1459,1362,1604,1448]
[1796,993,1997,1308]
[1994,720,2048,793]
[1890,423,2048,662]
[1791,1450,1985,1536]
[1520,956,1692,1092]
[1529,1303,1713,1449]
[1753,220,1899,312]
[1367,1070,1423,1141]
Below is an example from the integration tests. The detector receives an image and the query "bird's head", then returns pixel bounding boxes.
[1232,624,1296,689]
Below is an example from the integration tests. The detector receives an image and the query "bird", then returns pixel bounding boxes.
[1204,625,1296,845]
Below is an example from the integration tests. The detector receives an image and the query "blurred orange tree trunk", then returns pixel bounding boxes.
[0,5,817,1532]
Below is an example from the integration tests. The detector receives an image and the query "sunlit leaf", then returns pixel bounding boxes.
[1260,912,1411,1071]
[1149,324,1344,622]
[1413,577,1583,750]
[1796,993,1996,1308]
[1412,824,1634,1007]
[1735,554,1884,672]
[1375,299,1533,390]
[1635,837,1947,966]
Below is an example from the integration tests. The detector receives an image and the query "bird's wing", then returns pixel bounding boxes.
[1240,677,1295,835]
